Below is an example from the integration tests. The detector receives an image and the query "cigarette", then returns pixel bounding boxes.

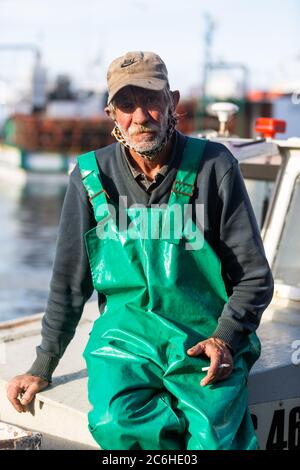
[201,363,231,372]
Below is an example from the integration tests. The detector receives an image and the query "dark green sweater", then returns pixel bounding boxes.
[27,131,274,382]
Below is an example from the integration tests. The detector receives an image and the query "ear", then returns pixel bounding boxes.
[171,90,180,108]
[105,106,112,118]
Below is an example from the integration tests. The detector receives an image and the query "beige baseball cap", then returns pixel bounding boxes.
[107,51,169,104]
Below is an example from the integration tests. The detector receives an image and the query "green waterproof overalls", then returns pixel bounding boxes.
[78,137,261,450]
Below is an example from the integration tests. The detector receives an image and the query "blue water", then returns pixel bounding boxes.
[0,174,67,321]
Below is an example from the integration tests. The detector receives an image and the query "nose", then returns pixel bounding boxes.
[132,105,149,124]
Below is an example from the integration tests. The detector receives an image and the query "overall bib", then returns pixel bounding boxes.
[78,138,260,450]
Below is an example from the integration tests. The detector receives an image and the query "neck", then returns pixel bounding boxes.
[126,136,174,181]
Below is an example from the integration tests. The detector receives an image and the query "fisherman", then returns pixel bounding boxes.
[7,51,274,450]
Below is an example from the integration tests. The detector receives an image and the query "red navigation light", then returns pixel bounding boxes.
[255,118,286,138]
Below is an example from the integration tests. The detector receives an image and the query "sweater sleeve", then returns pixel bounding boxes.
[211,160,274,352]
[27,165,96,382]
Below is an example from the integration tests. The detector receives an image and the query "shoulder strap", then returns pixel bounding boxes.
[168,137,207,208]
[163,137,207,244]
[77,151,110,222]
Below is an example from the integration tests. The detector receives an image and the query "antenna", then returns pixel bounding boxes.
[206,102,239,135]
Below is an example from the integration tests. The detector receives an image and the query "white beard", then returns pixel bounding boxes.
[117,115,169,159]
[129,134,165,158]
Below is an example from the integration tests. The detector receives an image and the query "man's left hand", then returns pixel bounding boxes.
[187,337,233,387]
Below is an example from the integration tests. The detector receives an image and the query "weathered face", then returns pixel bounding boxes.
[111,86,170,155]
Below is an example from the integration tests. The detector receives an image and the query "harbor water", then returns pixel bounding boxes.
[0,173,67,322]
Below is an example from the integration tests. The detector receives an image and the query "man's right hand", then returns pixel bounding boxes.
[6,374,49,413]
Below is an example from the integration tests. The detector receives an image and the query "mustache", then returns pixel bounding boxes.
[128,124,160,136]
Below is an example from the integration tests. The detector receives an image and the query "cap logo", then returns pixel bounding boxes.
[121,58,137,68]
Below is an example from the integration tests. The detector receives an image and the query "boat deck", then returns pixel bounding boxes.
[0,299,299,449]
[0,302,99,449]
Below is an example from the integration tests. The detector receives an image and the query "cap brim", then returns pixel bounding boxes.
[107,77,167,104]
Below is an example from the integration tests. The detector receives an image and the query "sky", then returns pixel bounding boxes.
[0,0,300,97]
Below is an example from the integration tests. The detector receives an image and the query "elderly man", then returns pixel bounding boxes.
[7,51,273,450]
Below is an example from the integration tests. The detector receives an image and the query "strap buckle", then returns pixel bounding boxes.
[88,188,110,202]
[172,180,195,197]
